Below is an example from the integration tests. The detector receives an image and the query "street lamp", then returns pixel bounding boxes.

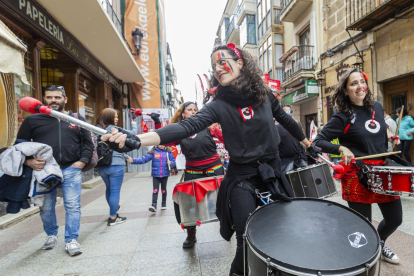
[132,28,144,56]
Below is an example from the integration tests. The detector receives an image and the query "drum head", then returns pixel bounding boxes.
[246,198,380,275]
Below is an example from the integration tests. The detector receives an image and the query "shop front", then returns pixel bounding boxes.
[0,0,127,129]
[281,80,319,133]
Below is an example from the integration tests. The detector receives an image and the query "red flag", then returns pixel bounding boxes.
[141,119,149,133]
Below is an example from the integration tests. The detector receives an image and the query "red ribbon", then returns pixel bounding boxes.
[227,43,242,59]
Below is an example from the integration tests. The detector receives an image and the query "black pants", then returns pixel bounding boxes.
[152,177,168,204]
[229,179,269,275]
[348,199,403,243]
[397,140,412,163]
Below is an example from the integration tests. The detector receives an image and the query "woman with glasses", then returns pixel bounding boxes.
[102,44,312,275]
[166,101,225,249]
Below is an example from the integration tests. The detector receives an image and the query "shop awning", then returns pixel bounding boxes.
[281,80,318,105]
[36,0,144,83]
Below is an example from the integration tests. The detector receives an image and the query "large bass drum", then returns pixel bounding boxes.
[244,198,381,276]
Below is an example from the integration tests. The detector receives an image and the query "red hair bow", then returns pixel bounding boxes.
[227,43,242,59]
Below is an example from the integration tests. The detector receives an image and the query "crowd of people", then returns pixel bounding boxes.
[2,43,410,274]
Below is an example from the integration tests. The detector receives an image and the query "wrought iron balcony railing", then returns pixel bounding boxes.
[281,45,315,81]
[346,0,413,31]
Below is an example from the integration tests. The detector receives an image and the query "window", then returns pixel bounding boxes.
[257,0,272,41]
[240,14,257,46]
[299,27,311,46]
[274,33,284,81]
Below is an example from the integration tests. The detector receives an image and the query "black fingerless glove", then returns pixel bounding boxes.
[307,143,322,158]
[106,127,141,153]
[150,113,161,124]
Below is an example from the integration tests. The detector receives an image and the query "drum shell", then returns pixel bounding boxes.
[246,244,378,276]
[244,198,381,276]
[177,189,218,227]
[370,166,414,196]
[175,176,222,227]
[285,163,337,198]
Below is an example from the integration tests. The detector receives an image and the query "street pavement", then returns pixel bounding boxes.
[0,172,413,276]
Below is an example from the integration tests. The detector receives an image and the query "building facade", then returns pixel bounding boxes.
[0,0,144,129]
[278,0,324,138]
[165,43,183,118]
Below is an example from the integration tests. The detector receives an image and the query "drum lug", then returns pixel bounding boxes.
[387,173,392,191]
[317,271,322,276]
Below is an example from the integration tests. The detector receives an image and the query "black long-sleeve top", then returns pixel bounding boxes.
[155,92,305,164]
[314,102,388,157]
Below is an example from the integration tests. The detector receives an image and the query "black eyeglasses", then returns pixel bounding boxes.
[43,85,65,92]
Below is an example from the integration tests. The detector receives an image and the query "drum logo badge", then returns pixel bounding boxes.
[348,232,368,248]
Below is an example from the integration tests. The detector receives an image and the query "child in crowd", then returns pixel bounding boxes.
[132,145,175,212]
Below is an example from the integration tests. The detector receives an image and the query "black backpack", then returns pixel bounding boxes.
[96,139,113,167]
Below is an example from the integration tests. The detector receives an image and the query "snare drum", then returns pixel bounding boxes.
[244,198,381,276]
[173,176,223,227]
[285,163,337,198]
[369,166,414,196]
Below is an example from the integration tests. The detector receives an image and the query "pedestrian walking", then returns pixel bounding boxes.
[96,108,131,226]
[130,145,175,212]
[101,43,313,275]
[314,69,403,264]
[384,110,397,152]
[395,107,414,163]
[16,85,94,256]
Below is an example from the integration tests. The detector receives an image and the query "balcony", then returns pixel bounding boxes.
[225,16,240,45]
[280,45,315,87]
[236,0,257,26]
[280,0,313,23]
[346,0,413,31]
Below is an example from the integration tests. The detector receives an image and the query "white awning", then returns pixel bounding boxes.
[37,0,144,83]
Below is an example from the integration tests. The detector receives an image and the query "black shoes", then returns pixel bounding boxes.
[161,202,167,210]
[107,214,126,226]
[182,227,197,248]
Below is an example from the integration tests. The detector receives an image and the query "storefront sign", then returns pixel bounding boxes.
[3,0,122,91]
[125,0,161,108]
[281,80,318,105]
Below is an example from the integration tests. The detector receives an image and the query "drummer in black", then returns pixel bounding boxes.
[277,104,308,173]
[314,68,403,264]
[167,101,225,249]
[102,43,314,275]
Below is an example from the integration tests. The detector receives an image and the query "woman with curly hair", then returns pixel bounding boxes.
[167,101,225,249]
[102,44,312,275]
[314,68,403,264]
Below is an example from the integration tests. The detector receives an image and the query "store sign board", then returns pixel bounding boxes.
[281,81,318,105]
[125,0,161,108]
[3,0,122,91]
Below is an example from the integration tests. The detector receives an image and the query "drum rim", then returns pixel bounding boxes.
[244,198,381,275]
[284,163,327,175]
[175,175,224,185]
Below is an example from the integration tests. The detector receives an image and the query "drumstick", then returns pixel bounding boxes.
[393,105,404,150]
[338,151,401,163]
[317,153,344,174]
[19,97,107,135]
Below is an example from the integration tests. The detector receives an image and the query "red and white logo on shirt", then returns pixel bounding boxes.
[154,153,161,159]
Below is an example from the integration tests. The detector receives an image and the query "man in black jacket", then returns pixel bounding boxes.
[17,85,93,256]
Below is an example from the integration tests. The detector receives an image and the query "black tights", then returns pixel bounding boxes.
[348,199,403,243]
[229,180,268,275]
[398,140,412,163]
[152,177,168,204]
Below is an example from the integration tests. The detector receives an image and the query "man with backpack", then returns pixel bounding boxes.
[17,85,93,256]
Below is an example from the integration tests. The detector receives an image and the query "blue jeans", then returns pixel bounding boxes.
[98,165,125,217]
[40,166,82,243]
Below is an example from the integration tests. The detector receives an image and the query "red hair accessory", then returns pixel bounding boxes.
[361,71,368,81]
[208,85,219,94]
[227,43,242,59]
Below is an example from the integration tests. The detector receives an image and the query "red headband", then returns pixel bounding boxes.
[361,71,368,81]
[227,43,242,59]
